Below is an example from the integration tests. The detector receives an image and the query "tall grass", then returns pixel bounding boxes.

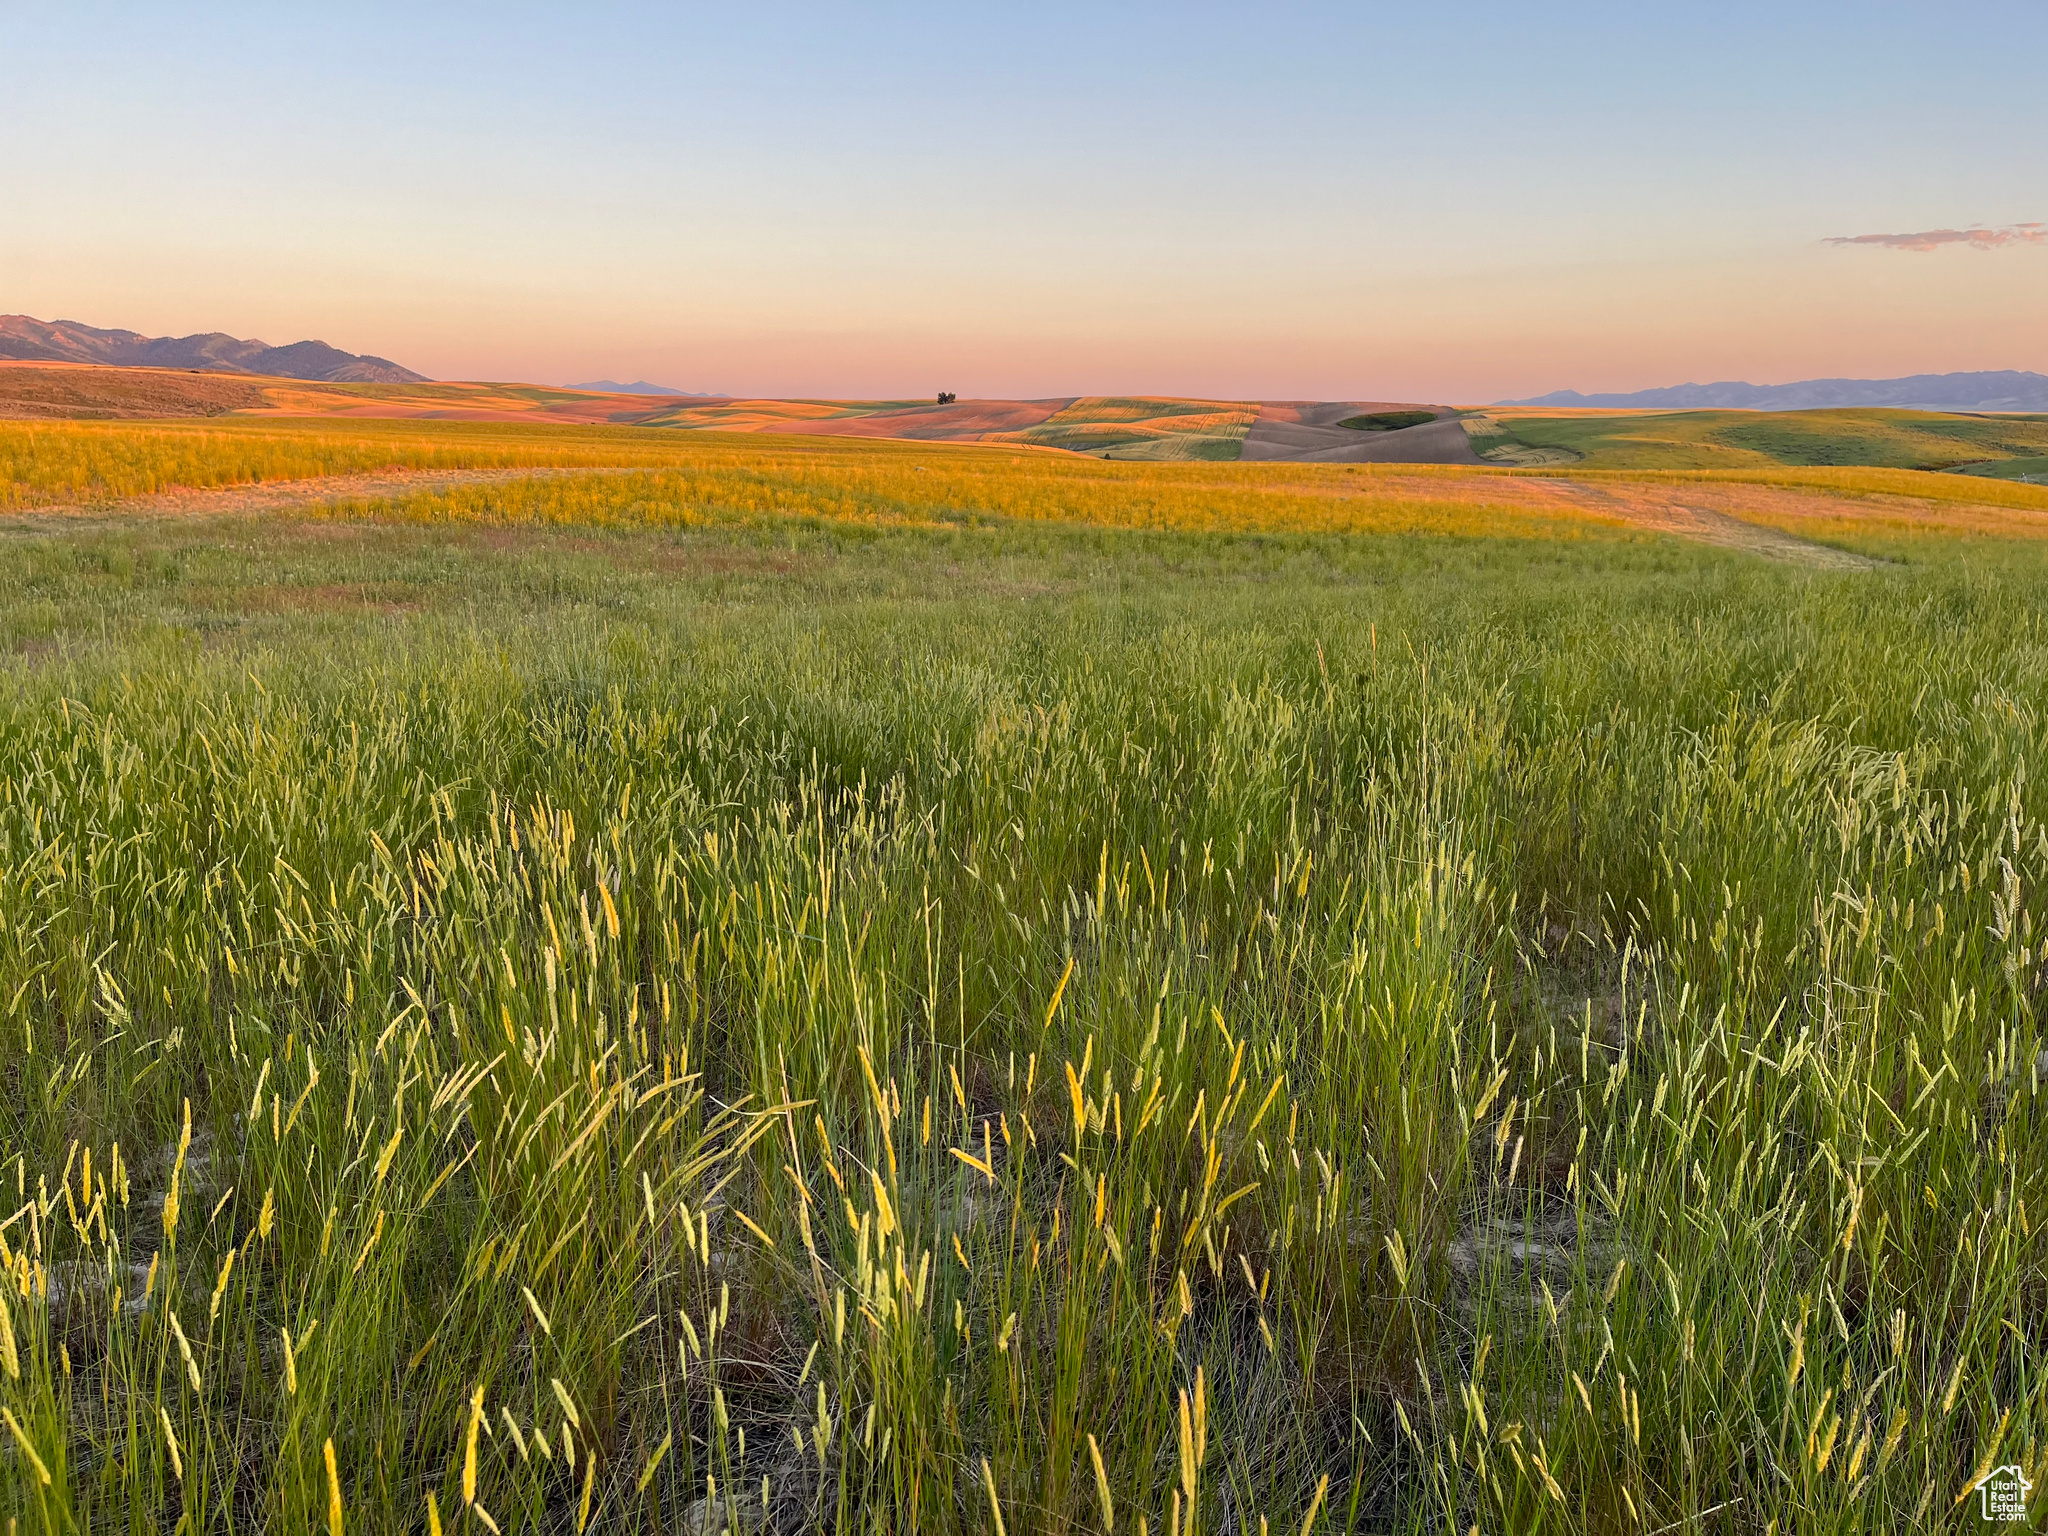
[0,470,2044,1529]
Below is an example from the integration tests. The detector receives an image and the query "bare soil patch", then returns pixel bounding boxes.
[1240,402,1481,464]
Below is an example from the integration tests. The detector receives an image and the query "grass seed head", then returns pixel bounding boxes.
[324,1437,344,1536]
[463,1385,485,1504]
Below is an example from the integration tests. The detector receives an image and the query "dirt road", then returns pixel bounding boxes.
[1522,479,1882,569]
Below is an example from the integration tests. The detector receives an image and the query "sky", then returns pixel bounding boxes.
[2,1,2044,402]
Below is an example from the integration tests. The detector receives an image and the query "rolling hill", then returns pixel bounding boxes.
[15,358,2048,479]
[0,365,1452,463]
[1462,405,2048,475]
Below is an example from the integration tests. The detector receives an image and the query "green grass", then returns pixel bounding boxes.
[1479,408,2048,472]
[1337,412,1436,433]
[1953,454,2048,483]
[0,442,2046,1532]
[1714,410,2048,469]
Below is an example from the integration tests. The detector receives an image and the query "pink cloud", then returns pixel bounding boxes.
[1825,223,2045,252]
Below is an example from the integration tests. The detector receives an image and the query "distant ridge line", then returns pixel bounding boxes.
[0,314,426,385]
[1500,369,2048,413]
[568,379,725,397]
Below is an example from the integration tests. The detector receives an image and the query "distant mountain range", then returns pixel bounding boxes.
[1501,370,2048,413]
[569,379,721,397]
[0,315,426,384]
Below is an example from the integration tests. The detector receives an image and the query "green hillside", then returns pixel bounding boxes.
[1467,406,2048,473]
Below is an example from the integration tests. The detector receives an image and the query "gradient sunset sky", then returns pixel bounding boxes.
[3,1,2043,402]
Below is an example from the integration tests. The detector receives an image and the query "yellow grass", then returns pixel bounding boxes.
[13,417,2048,560]
[315,459,1621,542]
[0,419,699,505]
